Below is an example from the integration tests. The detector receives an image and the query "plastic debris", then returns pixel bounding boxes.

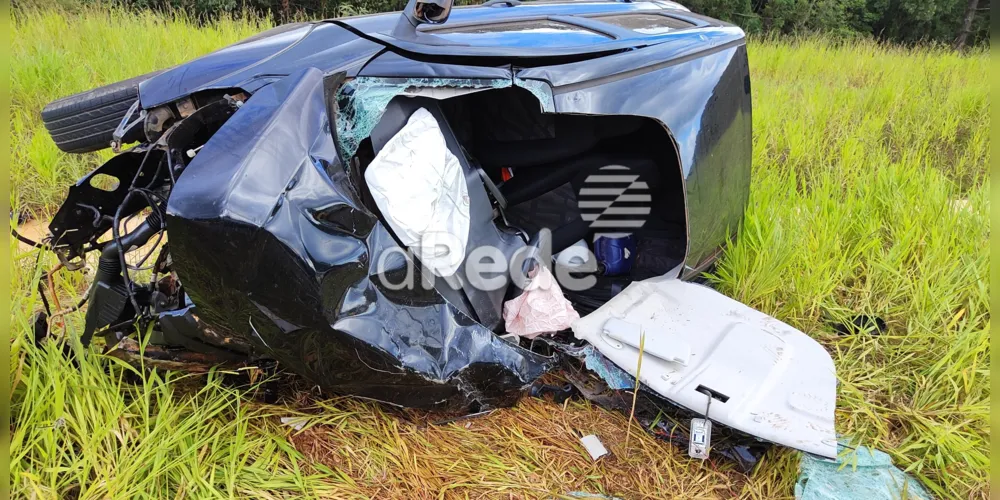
[280,417,306,431]
[557,345,770,472]
[502,265,580,338]
[580,434,609,461]
[572,277,837,459]
[796,445,931,500]
[832,315,887,336]
[568,492,623,500]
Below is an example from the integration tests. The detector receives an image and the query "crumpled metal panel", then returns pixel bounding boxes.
[137,1,685,109]
[166,67,552,409]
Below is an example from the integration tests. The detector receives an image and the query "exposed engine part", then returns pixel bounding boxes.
[81,208,164,345]
[47,94,245,349]
[143,106,177,143]
[175,97,197,118]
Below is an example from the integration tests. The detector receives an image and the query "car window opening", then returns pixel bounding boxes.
[345,84,687,330]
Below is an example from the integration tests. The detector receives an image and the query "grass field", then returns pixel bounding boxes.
[10,8,990,499]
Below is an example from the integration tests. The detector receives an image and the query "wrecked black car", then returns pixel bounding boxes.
[37,0,838,460]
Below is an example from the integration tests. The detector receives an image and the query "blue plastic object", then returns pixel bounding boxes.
[593,234,636,276]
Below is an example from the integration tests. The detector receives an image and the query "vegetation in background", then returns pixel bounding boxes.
[10,8,988,499]
[683,0,989,47]
[11,0,992,47]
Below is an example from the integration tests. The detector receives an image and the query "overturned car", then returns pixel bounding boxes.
[37,0,837,461]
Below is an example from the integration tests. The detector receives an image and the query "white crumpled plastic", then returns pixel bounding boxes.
[364,107,470,277]
[503,265,580,338]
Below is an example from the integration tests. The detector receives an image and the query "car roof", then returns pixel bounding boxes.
[338,0,691,35]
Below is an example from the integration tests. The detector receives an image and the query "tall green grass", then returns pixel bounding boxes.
[714,39,989,497]
[10,9,989,498]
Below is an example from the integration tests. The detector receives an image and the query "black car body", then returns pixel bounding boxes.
[41,0,751,411]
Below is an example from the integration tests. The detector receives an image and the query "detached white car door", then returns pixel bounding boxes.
[573,277,838,459]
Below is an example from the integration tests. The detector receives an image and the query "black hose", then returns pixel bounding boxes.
[107,147,160,315]
[12,228,46,249]
[95,208,163,286]
[80,207,163,346]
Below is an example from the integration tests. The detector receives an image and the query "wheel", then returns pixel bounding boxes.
[41,70,162,154]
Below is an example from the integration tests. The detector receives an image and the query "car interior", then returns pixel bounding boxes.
[350,86,688,330]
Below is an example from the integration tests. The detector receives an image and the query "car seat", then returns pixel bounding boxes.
[368,96,527,330]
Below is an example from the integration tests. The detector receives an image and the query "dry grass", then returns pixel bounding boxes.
[284,397,745,498]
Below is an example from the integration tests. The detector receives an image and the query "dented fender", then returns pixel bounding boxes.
[165,67,552,409]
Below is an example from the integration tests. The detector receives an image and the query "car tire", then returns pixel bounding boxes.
[41,70,162,154]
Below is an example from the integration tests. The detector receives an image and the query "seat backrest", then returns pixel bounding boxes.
[368,95,525,330]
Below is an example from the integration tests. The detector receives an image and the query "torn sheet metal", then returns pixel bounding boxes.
[167,68,552,410]
[572,276,838,459]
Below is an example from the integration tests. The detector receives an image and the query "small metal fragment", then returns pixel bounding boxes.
[175,97,197,118]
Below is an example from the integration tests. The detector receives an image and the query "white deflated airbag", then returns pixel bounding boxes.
[364,107,470,277]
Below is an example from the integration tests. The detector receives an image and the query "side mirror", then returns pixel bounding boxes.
[413,0,453,24]
[392,0,454,39]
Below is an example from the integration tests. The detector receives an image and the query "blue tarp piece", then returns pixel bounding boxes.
[796,445,931,500]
